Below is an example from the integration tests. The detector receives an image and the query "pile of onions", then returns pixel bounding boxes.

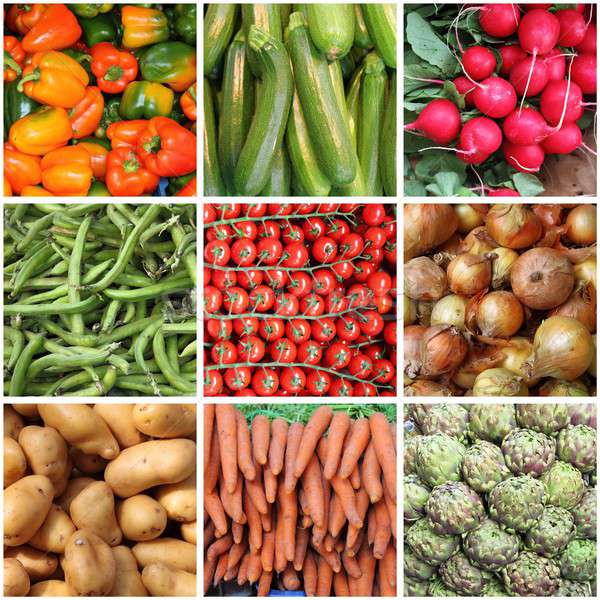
[419,325,468,377]
[430,295,468,331]
[539,379,589,397]
[566,205,597,245]
[455,204,486,233]
[476,291,524,338]
[404,257,447,301]
[490,247,519,289]
[404,325,427,378]
[550,282,596,332]
[447,253,492,296]
[404,204,458,261]
[472,368,529,396]
[485,205,543,249]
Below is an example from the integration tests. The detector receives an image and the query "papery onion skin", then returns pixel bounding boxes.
[477,291,524,338]
[566,205,596,245]
[573,257,597,290]
[499,337,538,383]
[404,380,453,396]
[447,253,492,297]
[539,379,590,397]
[404,294,417,325]
[460,226,496,256]
[404,257,447,301]
[404,204,459,261]
[420,325,468,377]
[455,204,485,233]
[550,283,596,332]
[430,294,469,331]
[416,301,434,327]
[485,204,543,249]
[510,248,574,310]
[404,325,427,377]
[472,368,528,396]
[490,247,519,289]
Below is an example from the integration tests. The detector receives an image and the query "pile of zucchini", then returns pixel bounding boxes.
[204,4,397,197]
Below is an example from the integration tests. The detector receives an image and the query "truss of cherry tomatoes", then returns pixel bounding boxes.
[203,203,397,397]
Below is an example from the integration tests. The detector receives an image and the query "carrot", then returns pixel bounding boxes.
[378,562,394,597]
[300,454,325,529]
[324,533,336,553]
[204,404,215,473]
[268,418,288,475]
[204,521,215,549]
[257,569,272,596]
[204,428,220,493]
[260,528,275,572]
[236,411,256,480]
[293,526,310,571]
[338,417,370,478]
[373,499,392,559]
[243,488,262,553]
[311,460,331,548]
[216,404,238,494]
[328,493,346,538]
[224,563,238,582]
[260,504,272,533]
[207,533,233,562]
[274,510,287,573]
[347,529,364,558]
[204,556,216,594]
[346,487,370,550]
[312,541,341,573]
[335,538,344,554]
[303,550,317,596]
[220,471,245,523]
[362,441,383,502]
[284,422,304,492]
[383,484,397,539]
[380,542,397,590]
[333,570,350,596]
[278,478,298,562]
[367,505,376,546]
[293,406,333,478]
[213,553,228,586]
[330,475,362,528]
[282,565,301,590]
[323,411,351,480]
[246,552,263,584]
[369,412,396,501]
[205,491,228,537]
[246,462,268,515]
[263,465,278,504]
[356,537,376,595]
[342,548,362,579]
[252,414,270,465]
[315,555,333,596]
[237,553,250,585]
[349,462,361,490]
[232,520,244,544]
[227,540,248,570]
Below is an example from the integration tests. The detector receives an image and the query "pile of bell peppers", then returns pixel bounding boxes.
[4,3,197,196]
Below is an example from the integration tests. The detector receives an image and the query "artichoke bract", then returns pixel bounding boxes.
[439,551,494,596]
[540,460,586,509]
[404,544,438,582]
[415,433,466,487]
[515,403,570,435]
[463,519,520,572]
[567,404,597,428]
[501,551,561,596]
[404,575,429,597]
[419,404,469,444]
[427,576,456,597]
[405,518,460,566]
[403,474,430,523]
[571,488,596,540]
[468,403,517,444]
[488,475,546,532]
[524,506,575,556]
[425,481,484,535]
[404,435,420,475]
[501,428,555,477]
[462,440,511,493]
[556,424,597,473]
[559,539,597,582]
[556,579,594,597]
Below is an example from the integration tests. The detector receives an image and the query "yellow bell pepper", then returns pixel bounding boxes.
[9,106,73,155]
[122,6,169,48]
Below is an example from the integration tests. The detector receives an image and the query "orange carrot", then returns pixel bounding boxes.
[300,454,325,529]
[213,553,228,586]
[303,550,317,596]
[220,472,245,523]
[227,540,248,570]
[328,493,347,538]
[204,428,220,493]
[204,556,217,594]
[257,569,272,596]
[252,414,270,465]
[204,404,215,473]
[282,565,301,590]
[347,529,364,558]
[346,487,370,550]
[356,537,376,595]
[224,563,239,582]
[274,510,287,573]
[216,404,238,494]
[350,462,361,490]
[207,533,233,562]
[373,499,392,559]
[268,418,288,475]
[278,478,298,562]
[323,411,351,480]
[333,570,350,596]
[293,527,310,571]
[237,553,250,585]
[284,422,304,492]
[383,484,397,539]
[367,505,376,546]
[246,552,263,584]
[243,487,263,553]
[380,542,397,590]
[260,528,275,572]
[204,521,215,549]
[264,465,278,504]
[232,520,244,544]
[236,411,256,481]
[312,541,341,573]
[369,412,396,501]
[205,491,228,536]
[246,462,268,515]
[260,504,272,532]
[316,555,333,596]
[338,417,370,478]
[324,533,336,553]
[293,406,333,478]
[362,440,383,502]
[342,548,362,579]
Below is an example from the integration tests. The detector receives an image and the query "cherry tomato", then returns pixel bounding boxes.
[257,238,283,265]
[332,261,354,280]
[274,292,299,317]
[285,319,311,343]
[233,316,259,337]
[297,341,322,365]
[339,233,363,259]
[326,218,351,242]
[207,318,232,340]
[244,204,266,218]
[299,293,325,317]
[363,245,383,264]
[287,271,312,297]
[237,269,263,290]
[249,285,276,312]
[204,369,223,396]
[280,366,306,393]
[372,359,395,384]
[381,215,396,240]
[231,238,257,266]
[222,287,249,314]
[294,204,317,215]
[204,286,223,313]
[324,342,351,370]
[257,220,280,239]
[237,335,265,363]
[312,236,337,263]
[224,366,251,391]
[211,269,237,290]
[235,388,257,396]
[213,204,240,220]
[258,318,285,342]
[353,381,377,396]
[252,368,279,396]
[269,338,297,363]
[282,222,304,243]
[384,241,397,264]
[373,293,393,314]
[206,223,232,243]
[204,240,230,266]
[311,318,336,343]
[281,242,309,268]
[329,377,354,397]
[204,204,216,224]
[303,217,326,241]
[233,220,258,240]
[313,268,337,296]
[348,354,373,379]
[358,310,385,337]
[340,203,359,213]
[318,203,338,213]
[362,204,386,226]
[268,203,294,216]
[384,321,397,346]
[367,271,392,296]
[211,340,237,365]
[336,316,361,341]
[364,227,387,248]
[325,290,348,313]
[203,266,211,285]
[265,269,288,290]
[347,284,373,309]
[353,260,377,283]
[305,369,331,396]
[364,344,385,362]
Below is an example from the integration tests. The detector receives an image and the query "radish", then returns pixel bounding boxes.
[499,45,527,76]
[404,99,461,144]
[458,117,503,165]
[540,123,583,154]
[542,48,566,82]
[453,76,476,106]
[522,4,553,10]
[575,24,596,54]
[518,9,560,56]
[462,46,497,81]
[503,108,552,146]
[540,80,584,125]
[473,77,517,118]
[479,4,520,38]
[555,9,587,47]
[503,141,546,173]
[487,188,521,196]
[510,57,549,96]
[571,53,597,94]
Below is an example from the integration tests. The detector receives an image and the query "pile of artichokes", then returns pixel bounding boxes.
[404,403,597,597]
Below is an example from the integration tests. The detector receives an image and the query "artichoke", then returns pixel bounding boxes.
[415,433,466,488]
[559,539,597,582]
[540,461,585,510]
[501,551,561,596]
[419,403,469,444]
[502,428,556,477]
[425,481,485,535]
[404,576,430,597]
[556,424,597,474]
[556,579,593,596]
[468,403,517,444]
[406,518,460,567]
[409,404,436,428]
[404,435,420,475]
[404,474,430,523]
[488,475,546,532]
[462,440,511,493]
[524,506,575,556]
[463,519,520,572]
[481,577,509,596]
[571,488,596,540]
[439,551,493,596]
[404,544,438,581]
[428,576,457,597]
[516,403,569,436]
[567,404,597,429]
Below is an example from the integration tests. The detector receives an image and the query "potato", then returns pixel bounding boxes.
[18,426,70,496]
[4,546,58,582]
[132,538,196,573]
[155,472,196,522]
[28,580,76,596]
[93,403,147,448]
[57,477,95,513]
[70,481,122,546]
[4,475,54,546]
[116,495,167,542]
[69,447,107,474]
[28,504,76,553]
[4,436,27,488]
[142,563,196,596]
[104,439,195,497]
[110,546,148,596]
[4,558,31,597]
[180,521,197,545]
[38,404,119,460]
[62,530,116,596]
[4,405,24,439]
[133,404,196,438]
[12,404,39,418]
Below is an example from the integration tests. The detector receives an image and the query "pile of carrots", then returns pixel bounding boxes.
[204,405,397,596]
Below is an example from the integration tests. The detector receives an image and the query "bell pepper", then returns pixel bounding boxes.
[139,41,196,92]
[95,96,122,138]
[4,37,25,82]
[119,81,174,120]
[166,172,194,195]
[7,4,46,35]
[106,119,147,150]
[70,86,104,139]
[41,146,93,196]
[76,140,109,179]
[79,12,117,47]
[169,94,186,124]
[73,135,111,150]
[106,148,160,196]
[88,180,111,196]
[69,4,113,18]
[176,175,196,196]
[10,106,72,155]
[91,42,137,94]
[170,5,197,45]
[137,116,196,177]
[121,6,169,48]
[4,143,42,194]
[4,174,12,196]
[4,79,40,140]
[19,51,89,109]
[180,83,197,121]
[21,185,54,196]
[61,48,96,84]
[22,4,82,54]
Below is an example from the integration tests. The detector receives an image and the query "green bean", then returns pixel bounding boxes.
[106,205,133,238]
[140,215,179,246]
[103,277,193,302]
[179,340,197,359]
[113,203,139,225]
[171,223,197,284]
[166,334,180,374]
[133,317,164,375]
[100,287,126,333]
[122,301,136,325]
[68,216,92,334]
[152,329,195,393]
[65,366,118,397]
[5,296,103,317]
[10,246,57,297]
[27,348,113,381]
[114,378,192,396]
[4,327,24,372]
[162,321,197,335]
[9,334,44,396]
[9,204,29,225]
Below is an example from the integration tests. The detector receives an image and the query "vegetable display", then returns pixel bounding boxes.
[404,402,597,597]
[204,403,397,596]
[203,4,397,197]
[404,3,597,197]
[204,203,397,397]
[4,3,197,197]
[4,203,196,397]
[404,203,596,397]
[3,403,196,597]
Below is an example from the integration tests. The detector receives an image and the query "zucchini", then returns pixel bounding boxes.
[306,4,355,60]
[287,12,357,186]
[242,4,282,77]
[218,30,255,195]
[204,4,238,76]
[361,4,396,69]
[358,53,387,196]
[260,147,291,196]
[346,64,365,152]
[380,72,396,196]
[354,4,373,49]
[280,4,293,29]
[203,78,226,196]
[233,26,293,196]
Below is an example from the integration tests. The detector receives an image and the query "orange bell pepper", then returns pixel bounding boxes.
[176,175,197,196]
[106,148,160,196]
[21,185,54,196]
[76,141,109,180]
[4,37,25,82]
[4,174,13,196]
[180,83,197,121]
[41,146,93,196]
[20,51,89,108]
[4,143,42,194]
[7,4,46,35]
[10,106,72,155]
[106,119,148,150]
[22,4,82,54]
[70,86,104,139]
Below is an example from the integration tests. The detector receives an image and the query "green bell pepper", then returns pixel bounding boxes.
[4,79,40,141]
[72,136,112,150]
[139,42,196,92]
[167,172,195,196]
[95,96,122,138]
[79,12,117,47]
[88,181,111,196]
[171,5,196,45]
[119,81,174,120]
[69,4,114,18]
[61,49,95,84]
[169,93,186,124]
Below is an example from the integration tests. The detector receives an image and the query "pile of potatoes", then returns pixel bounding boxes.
[4,404,197,597]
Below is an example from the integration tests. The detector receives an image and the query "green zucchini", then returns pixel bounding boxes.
[380,72,396,196]
[287,12,357,186]
[218,30,255,195]
[204,78,226,197]
[260,147,291,196]
[306,4,355,60]
[242,4,282,77]
[361,4,396,69]
[233,26,293,196]
[346,64,365,152]
[354,4,373,49]
[204,4,238,76]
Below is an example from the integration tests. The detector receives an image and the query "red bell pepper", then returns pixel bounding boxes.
[106,120,148,150]
[70,86,105,139]
[106,148,160,196]
[22,4,82,54]
[4,37,25,82]
[90,42,138,94]
[7,4,46,35]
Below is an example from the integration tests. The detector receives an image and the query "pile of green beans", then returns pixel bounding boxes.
[4,203,197,397]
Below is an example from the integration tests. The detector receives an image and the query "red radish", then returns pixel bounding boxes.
[462,46,497,81]
[458,117,503,165]
[453,76,476,106]
[473,77,517,118]
[540,123,583,154]
[518,9,560,55]
[510,57,549,96]
[503,141,546,172]
[571,53,597,94]
[542,48,566,82]
[575,24,596,54]
[487,188,521,196]
[540,80,584,125]
[522,4,552,10]
[479,4,520,38]
[499,45,527,76]
[555,9,587,47]
[503,108,552,146]
[404,99,461,144]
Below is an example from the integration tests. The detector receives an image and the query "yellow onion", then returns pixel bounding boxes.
[476,291,524,338]
[404,204,458,261]
[472,368,528,396]
[404,325,427,377]
[565,205,596,245]
[485,204,543,249]
[510,248,574,310]
[460,226,496,255]
[573,257,597,290]
[550,283,596,332]
[404,257,447,301]
[525,316,594,381]
[420,325,468,377]
[404,380,453,396]
[403,294,417,325]
[416,301,434,327]
[455,204,486,233]
[436,232,463,255]
[589,335,596,377]
[447,253,492,296]
[430,295,468,331]
[539,379,590,396]
[490,247,519,289]
[499,337,536,381]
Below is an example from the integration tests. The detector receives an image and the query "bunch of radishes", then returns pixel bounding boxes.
[405,4,596,188]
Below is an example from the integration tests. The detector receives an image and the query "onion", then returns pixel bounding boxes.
[525,316,594,381]
[455,204,485,233]
[565,205,596,245]
[452,345,505,390]
[404,325,427,377]
[550,283,596,332]
[430,295,468,331]
[539,379,590,397]
[490,247,519,289]
[404,204,459,261]
[499,337,535,380]
[573,257,597,290]
[477,291,524,338]
[447,253,492,296]
[420,325,468,377]
[404,257,447,301]
[472,368,528,396]
[485,204,543,249]
[460,226,496,255]
[510,248,574,310]
[588,334,596,377]
[404,380,453,396]
[403,294,417,325]
[416,301,434,327]
[436,233,463,255]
